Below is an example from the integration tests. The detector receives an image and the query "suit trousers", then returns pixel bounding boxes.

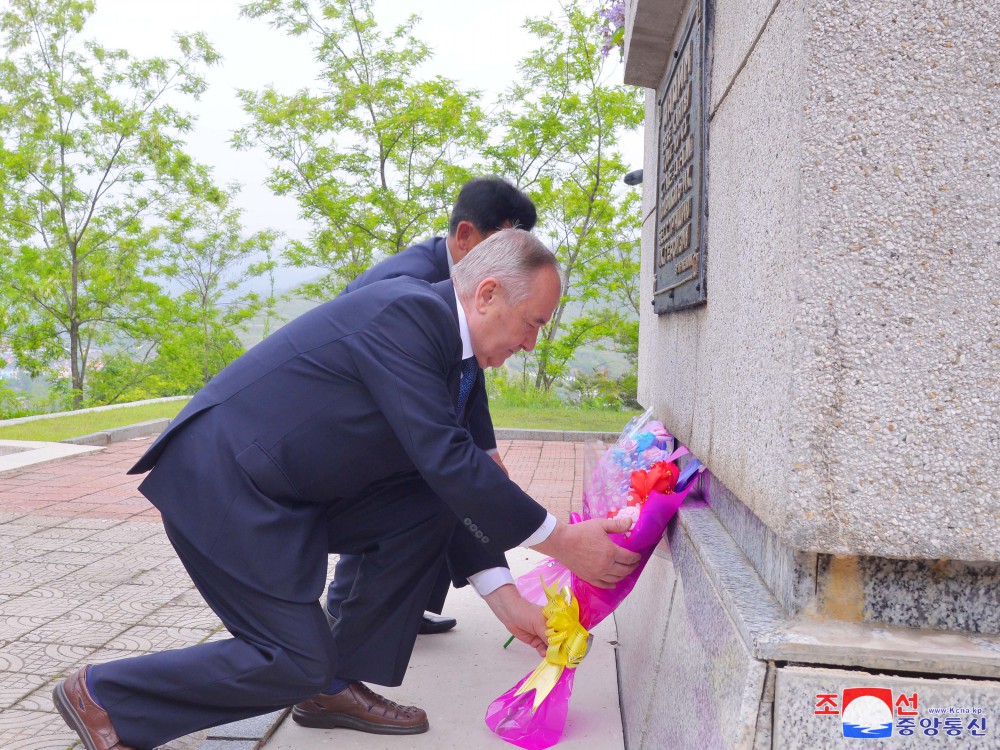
[327,545,452,620]
[87,452,455,749]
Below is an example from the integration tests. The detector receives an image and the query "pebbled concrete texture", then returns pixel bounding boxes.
[787,0,1000,558]
[635,0,1000,560]
[615,496,1000,749]
[706,473,1000,634]
[709,0,783,113]
[621,509,769,750]
[639,0,807,554]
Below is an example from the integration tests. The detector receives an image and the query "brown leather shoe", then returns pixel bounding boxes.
[292,681,429,734]
[53,665,135,750]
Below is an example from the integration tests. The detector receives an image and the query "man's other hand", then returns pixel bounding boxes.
[483,584,547,657]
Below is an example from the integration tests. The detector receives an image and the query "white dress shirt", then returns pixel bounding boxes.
[453,288,557,596]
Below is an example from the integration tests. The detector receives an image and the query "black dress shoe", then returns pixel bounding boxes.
[326,608,456,635]
[418,613,456,634]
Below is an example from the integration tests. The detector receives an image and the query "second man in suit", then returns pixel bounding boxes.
[326,176,538,643]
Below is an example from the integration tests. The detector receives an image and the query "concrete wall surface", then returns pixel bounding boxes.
[614,498,1000,750]
[621,1,1000,744]
[633,0,1000,560]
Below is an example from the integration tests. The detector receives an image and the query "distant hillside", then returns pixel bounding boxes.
[238,291,321,348]
[238,283,633,377]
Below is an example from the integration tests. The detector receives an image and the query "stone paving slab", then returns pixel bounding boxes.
[0,435,593,750]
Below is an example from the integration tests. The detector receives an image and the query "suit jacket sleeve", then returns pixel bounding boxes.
[350,293,546,555]
[446,532,509,586]
[464,373,497,451]
[340,237,446,296]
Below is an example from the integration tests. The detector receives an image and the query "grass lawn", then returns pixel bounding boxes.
[0,400,190,442]
[491,405,641,432]
[0,398,639,442]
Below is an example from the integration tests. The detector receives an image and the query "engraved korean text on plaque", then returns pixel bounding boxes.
[654,0,706,313]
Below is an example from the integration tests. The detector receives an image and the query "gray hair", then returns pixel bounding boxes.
[451,228,561,306]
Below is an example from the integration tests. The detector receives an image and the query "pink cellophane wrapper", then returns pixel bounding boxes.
[485,483,691,749]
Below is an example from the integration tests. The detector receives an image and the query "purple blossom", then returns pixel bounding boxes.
[607,2,625,25]
[598,0,626,58]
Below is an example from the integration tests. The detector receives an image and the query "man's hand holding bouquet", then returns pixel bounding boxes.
[485,411,703,749]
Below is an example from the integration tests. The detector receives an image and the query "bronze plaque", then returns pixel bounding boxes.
[654,0,706,313]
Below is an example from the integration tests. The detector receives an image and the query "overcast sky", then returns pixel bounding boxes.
[84,0,644,289]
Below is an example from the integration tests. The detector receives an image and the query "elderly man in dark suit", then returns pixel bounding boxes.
[328,176,537,644]
[54,229,640,750]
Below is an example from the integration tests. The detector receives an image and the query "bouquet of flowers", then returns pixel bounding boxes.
[485,410,702,749]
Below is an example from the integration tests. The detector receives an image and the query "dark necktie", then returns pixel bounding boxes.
[457,357,478,416]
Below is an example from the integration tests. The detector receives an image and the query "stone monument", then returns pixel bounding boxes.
[616,0,999,746]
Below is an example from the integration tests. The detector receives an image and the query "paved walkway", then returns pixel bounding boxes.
[263,548,623,750]
[0,436,605,750]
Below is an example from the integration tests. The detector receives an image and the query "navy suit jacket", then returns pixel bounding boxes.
[342,236,495,451]
[342,236,450,294]
[129,278,545,600]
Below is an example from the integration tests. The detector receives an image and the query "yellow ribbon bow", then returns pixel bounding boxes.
[514,579,592,711]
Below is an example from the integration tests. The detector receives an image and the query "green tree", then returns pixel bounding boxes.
[156,185,280,387]
[236,0,486,298]
[86,185,282,403]
[0,0,219,408]
[490,1,643,392]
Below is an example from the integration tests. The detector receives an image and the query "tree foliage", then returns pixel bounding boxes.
[0,0,645,415]
[236,0,487,298]
[156,185,280,387]
[489,1,644,392]
[85,185,281,404]
[0,0,220,407]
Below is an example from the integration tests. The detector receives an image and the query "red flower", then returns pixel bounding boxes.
[630,461,679,501]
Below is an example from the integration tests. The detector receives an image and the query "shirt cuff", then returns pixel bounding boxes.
[520,512,557,548]
[468,567,516,597]
[485,448,498,456]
